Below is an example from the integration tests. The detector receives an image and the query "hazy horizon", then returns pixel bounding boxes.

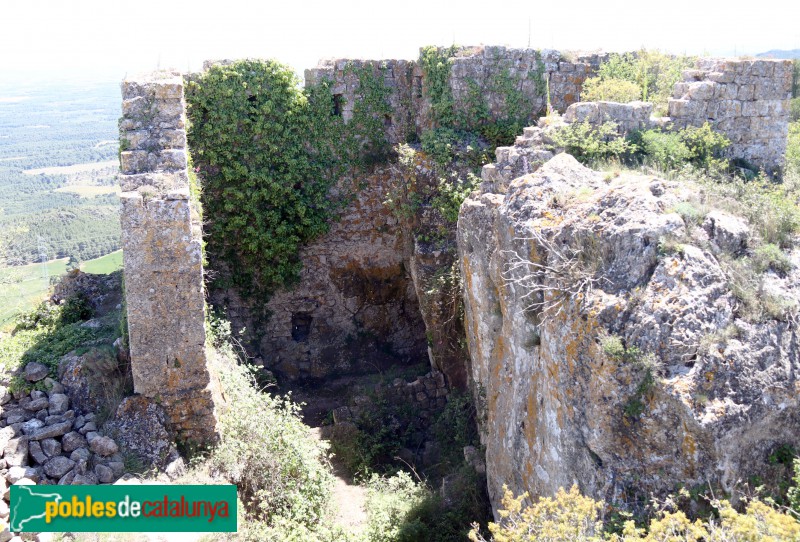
[2,0,799,84]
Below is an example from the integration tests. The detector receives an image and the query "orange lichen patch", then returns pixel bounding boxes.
[167,370,181,388]
[539,211,564,228]
[492,336,508,368]
[682,431,697,474]
[528,241,541,263]
[563,310,597,365]
[524,391,538,448]
[546,361,559,380]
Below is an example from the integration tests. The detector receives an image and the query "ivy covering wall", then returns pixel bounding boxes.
[419,45,548,148]
[184,49,557,301]
[185,60,391,298]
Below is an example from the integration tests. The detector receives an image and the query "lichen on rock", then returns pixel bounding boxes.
[458,152,800,514]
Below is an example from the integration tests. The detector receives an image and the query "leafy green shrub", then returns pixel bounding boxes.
[704,176,800,250]
[419,45,459,127]
[638,130,691,171]
[419,45,542,148]
[431,392,481,465]
[366,469,490,542]
[420,128,488,167]
[431,173,480,223]
[239,515,356,542]
[753,189,800,249]
[59,294,93,325]
[599,333,644,365]
[20,323,97,372]
[365,471,431,542]
[549,121,636,164]
[632,123,730,175]
[789,458,800,516]
[753,243,793,276]
[787,122,800,173]
[680,123,730,172]
[329,391,425,477]
[477,119,525,149]
[208,357,334,528]
[584,50,694,113]
[13,301,60,331]
[186,59,391,299]
[581,77,642,103]
[421,128,462,165]
[1,297,107,381]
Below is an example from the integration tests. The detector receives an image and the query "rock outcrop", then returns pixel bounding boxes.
[458,153,800,512]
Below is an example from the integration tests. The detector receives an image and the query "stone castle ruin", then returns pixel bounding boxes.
[117,47,794,504]
[118,73,219,445]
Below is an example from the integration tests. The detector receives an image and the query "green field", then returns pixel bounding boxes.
[0,250,123,329]
[79,250,123,274]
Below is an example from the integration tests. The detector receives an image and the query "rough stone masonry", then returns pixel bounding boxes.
[118,71,220,445]
[117,50,792,442]
[670,58,793,173]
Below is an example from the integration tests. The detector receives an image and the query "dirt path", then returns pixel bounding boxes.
[291,375,372,532]
[309,427,369,532]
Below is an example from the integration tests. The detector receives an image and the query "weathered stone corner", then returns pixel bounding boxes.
[118,71,220,446]
[669,58,793,172]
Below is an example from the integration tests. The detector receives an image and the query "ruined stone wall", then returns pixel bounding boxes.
[669,58,793,173]
[332,370,450,425]
[450,46,590,116]
[211,166,429,381]
[527,58,793,174]
[306,48,593,139]
[118,72,219,445]
[305,59,418,145]
[418,46,592,130]
[122,49,793,395]
[563,100,654,134]
[211,48,593,385]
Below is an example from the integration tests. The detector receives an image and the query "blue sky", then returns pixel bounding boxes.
[2,0,798,82]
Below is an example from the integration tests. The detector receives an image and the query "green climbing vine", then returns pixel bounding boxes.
[420,45,548,148]
[185,49,556,300]
[343,61,394,163]
[185,59,391,299]
[419,45,460,127]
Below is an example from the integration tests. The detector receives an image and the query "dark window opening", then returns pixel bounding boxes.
[333,94,343,116]
[291,313,313,342]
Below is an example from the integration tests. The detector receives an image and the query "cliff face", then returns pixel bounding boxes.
[458,153,800,511]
